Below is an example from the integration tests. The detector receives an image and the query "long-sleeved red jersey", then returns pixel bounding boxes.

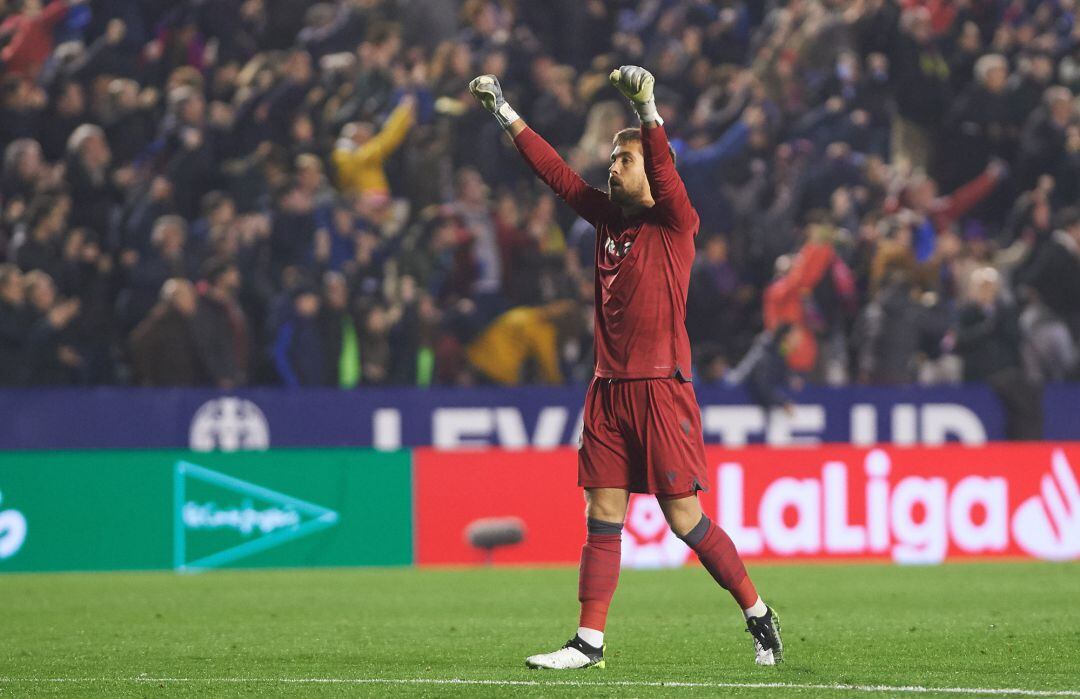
[514,124,700,379]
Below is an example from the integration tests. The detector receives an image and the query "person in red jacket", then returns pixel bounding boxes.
[885,160,1006,261]
[763,227,837,374]
[469,66,784,671]
[0,0,80,81]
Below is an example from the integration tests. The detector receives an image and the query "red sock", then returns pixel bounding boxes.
[577,519,622,631]
[682,515,759,609]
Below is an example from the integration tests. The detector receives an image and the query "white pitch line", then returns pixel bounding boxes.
[0,678,1078,696]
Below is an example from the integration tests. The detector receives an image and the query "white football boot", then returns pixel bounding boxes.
[525,635,605,669]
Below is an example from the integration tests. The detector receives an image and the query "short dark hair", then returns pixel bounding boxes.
[200,257,235,284]
[612,127,677,166]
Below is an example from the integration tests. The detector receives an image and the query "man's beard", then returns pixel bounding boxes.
[608,183,637,206]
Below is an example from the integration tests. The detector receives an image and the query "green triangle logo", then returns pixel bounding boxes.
[173,461,339,572]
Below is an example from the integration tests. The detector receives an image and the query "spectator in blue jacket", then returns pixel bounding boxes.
[273,284,324,387]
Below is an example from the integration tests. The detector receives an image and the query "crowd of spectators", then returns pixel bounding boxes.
[1,0,1079,421]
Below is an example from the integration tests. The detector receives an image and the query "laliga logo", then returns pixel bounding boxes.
[1012,449,1080,561]
[719,450,1012,564]
[622,495,692,568]
[189,397,270,452]
[718,448,1080,564]
[0,490,27,560]
[621,448,1080,568]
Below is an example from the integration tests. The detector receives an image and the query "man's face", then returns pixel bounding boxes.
[983,65,1008,93]
[971,276,999,307]
[1031,56,1053,83]
[608,141,650,207]
[1,271,24,305]
[908,14,931,43]
[83,134,111,169]
[181,95,205,125]
[909,177,937,210]
[456,170,487,205]
[59,83,85,116]
[17,143,42,178]
[705,237,728,264]
[325,278,347,310]
[173,283,197,316]
[28,278,55,312]
[217,267,241,294]
[292,115,314,142]
[1050,96,1072,126]
[297,162,321,192]
[295,292,320,317]
[157,224,185,255]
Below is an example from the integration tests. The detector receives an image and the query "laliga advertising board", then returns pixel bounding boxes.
[414,444,1080,567]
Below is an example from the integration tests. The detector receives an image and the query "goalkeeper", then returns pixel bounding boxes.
[469,67,784,670]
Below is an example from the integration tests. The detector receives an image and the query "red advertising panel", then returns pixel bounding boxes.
[414,449,584,565]
[413,444,1080,567]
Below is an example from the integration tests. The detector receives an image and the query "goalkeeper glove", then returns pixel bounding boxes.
[609,65,663,125]
[468,74,520,130]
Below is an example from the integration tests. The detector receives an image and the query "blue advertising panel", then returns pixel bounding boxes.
[6,383,1076,450]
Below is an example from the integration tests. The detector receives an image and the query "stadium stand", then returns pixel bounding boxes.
[0,0,1078,399]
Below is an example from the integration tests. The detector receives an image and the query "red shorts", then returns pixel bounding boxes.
[578,377,709,495]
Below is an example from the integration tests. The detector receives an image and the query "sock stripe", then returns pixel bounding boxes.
[679,514,711,548]
[587,518,624,536]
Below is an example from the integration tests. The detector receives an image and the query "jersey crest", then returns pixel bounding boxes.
[605,236,633,258]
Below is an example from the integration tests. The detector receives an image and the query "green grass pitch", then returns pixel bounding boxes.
[2,562,1079,697]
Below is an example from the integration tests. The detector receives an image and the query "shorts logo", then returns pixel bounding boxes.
[680,419,692,436]
[666,470,678,484]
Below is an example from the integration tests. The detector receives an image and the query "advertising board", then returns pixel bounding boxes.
[413,444,1080,567]
[0,383,1036,450]
[0,449,412,573]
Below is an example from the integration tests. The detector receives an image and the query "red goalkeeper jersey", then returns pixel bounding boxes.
[514,124,700,379]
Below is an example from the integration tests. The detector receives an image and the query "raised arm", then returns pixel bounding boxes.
[359,97,415,162]
[639,123,696,229]
[610,65,698,231]
[469,75,615,225]
[332,97,415,179]
[676,118,750,174]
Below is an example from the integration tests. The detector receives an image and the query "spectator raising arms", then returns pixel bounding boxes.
[0,0,1076,403]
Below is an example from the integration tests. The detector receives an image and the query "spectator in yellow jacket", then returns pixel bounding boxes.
[466,300,578,385]
[332,95,416,198]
